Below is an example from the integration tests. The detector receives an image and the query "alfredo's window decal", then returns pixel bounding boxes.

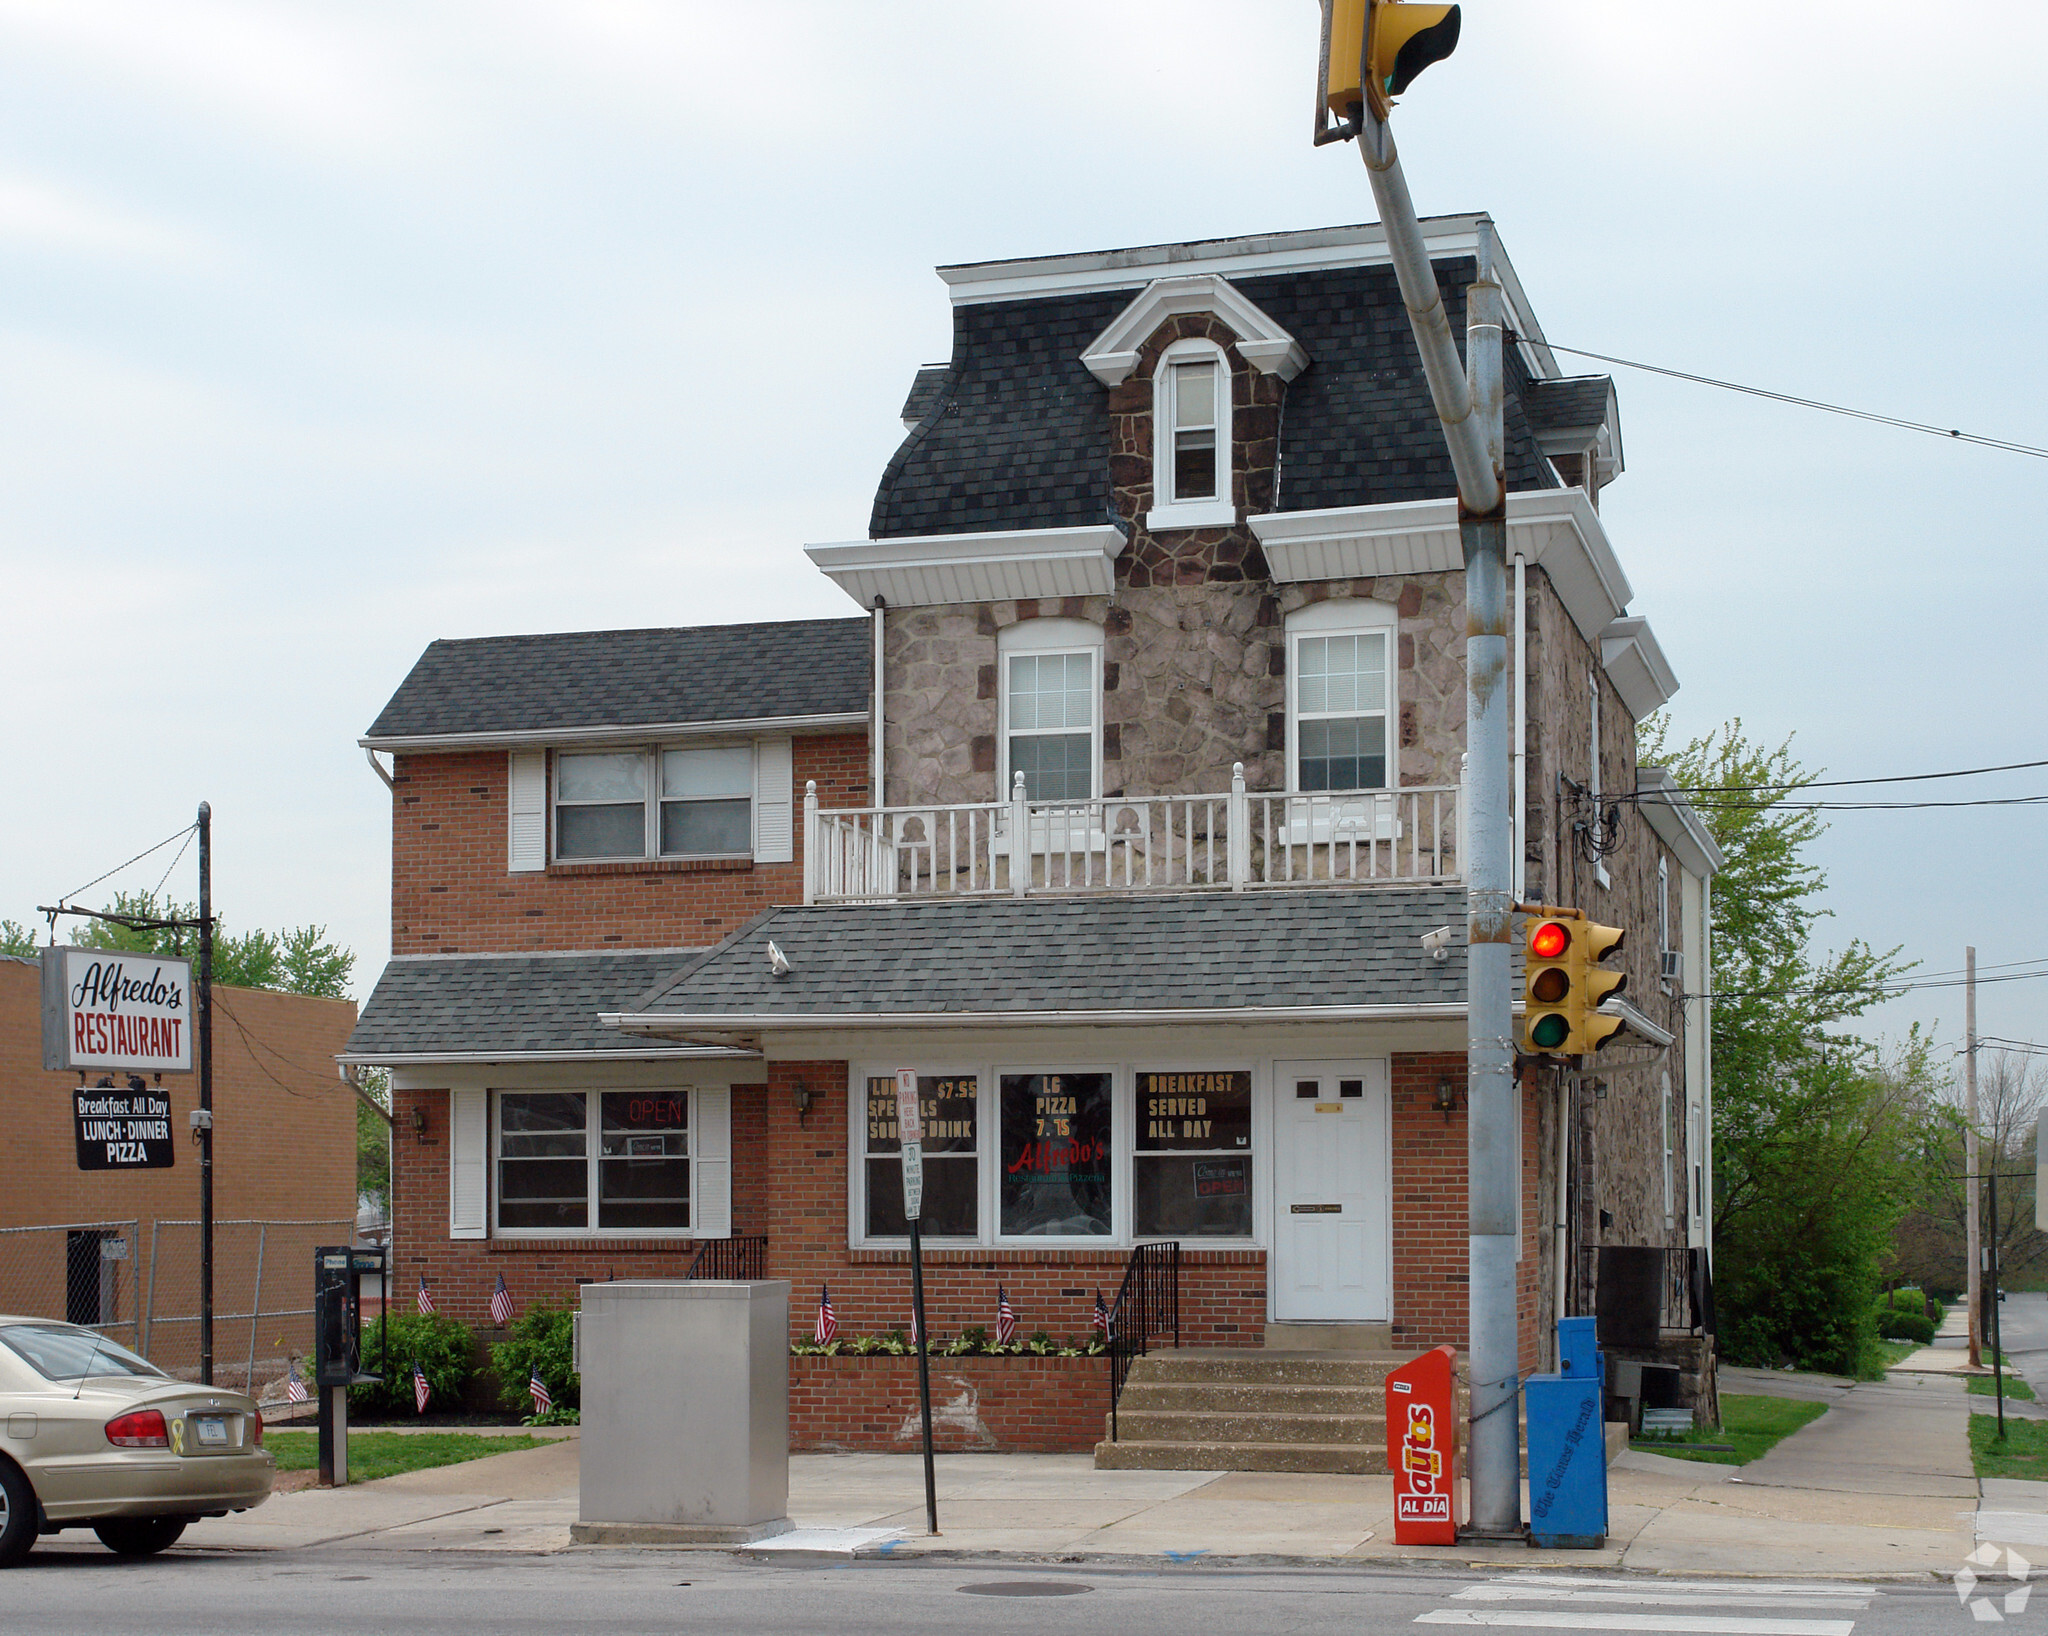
[999,1072,1112,1237]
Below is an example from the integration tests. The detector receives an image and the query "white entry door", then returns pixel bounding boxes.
[1272,1060,1391,1323]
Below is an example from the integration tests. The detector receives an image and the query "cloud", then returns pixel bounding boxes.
[0,171,220,267]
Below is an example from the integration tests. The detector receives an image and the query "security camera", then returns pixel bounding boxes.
[1420,926,1454,962]
[767,940,792,978]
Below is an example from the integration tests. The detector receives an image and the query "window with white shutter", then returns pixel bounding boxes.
[507,752,547,872]
[752,738,793,864]
[449,1088,488,1239]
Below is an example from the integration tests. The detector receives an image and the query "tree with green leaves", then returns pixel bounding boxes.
[1640,718,1919,1374]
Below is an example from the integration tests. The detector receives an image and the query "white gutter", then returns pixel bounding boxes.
[1513,551,1526,903]
[336,1047,756,1067]
[360,712,869,754]
[364,747,395,790]
[603,1001,1487,1035]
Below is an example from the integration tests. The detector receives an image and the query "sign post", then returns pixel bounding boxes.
[896,1068,939,1536]
[1386,1345,1459,1545]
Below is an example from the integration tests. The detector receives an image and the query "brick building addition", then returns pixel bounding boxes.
[348,220,1722,1465]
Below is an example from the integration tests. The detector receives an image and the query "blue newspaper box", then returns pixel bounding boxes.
[1526,1316,1607,1548]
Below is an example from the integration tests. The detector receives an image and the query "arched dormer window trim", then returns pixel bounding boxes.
[1147,338,1237,533]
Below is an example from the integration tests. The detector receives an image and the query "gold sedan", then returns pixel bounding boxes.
[0,1315,273,1564]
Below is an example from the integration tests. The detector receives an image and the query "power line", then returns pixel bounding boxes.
[1625,756,2048,800]
[1674,794,2048,812]
[1535,339,2048,461]
[1699,966,2048,1003]
[56,825,196,910]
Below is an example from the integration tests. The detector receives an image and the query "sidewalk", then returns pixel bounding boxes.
[155,1367,2020,1579]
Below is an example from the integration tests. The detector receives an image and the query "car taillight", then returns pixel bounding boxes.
[106,1409,169,1448]
[251,1408,264,1446]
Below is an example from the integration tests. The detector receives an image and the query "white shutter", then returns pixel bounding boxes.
[508,752,547,872]
[449,1088,488,1239]
[752,737,794,864]
[693,1086,732,1239]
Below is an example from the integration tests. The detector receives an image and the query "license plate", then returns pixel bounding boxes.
[193,1416,229,1447]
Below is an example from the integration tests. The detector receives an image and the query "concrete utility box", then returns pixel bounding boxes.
[1526,1315,1609,1549]
[570,1280,792,1545]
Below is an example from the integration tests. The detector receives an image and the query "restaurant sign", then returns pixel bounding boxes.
[74,1083,175,1171]
[41,946,194,1075]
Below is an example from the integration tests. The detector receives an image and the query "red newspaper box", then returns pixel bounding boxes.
[1386,1345,1457,1545]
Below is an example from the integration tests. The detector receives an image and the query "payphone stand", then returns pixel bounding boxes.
[313,1245,386,1486]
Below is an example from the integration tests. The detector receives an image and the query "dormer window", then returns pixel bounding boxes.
[1147,339,1236,531]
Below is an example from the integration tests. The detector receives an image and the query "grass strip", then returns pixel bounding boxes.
[1628,1392,1827,1466]
[265,1431,544,1484]
[1969,1373,2038,1402]
[1972,1414,2048,1481]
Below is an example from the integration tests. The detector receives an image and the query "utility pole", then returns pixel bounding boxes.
[1355,117,1518,1539]
[1966,945,1981,1370]
[198,802,215,1386]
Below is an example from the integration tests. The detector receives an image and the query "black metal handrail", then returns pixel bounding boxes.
[684,1235,767,1280]
[1106,1241,1180,1442]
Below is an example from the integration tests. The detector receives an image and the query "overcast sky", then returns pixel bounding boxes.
[3,1,2042,1066]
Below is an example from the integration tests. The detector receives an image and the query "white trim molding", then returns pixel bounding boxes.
[806,524,1128,610]
[361,712,866,754]
[1250,488,1634,648]
[1082,274,1309,388]
[1601,997,1675,1049]
[1599,616,1679,721]
[1633,766,1726,880]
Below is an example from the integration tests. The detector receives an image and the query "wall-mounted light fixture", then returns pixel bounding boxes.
[792,1078,815,1125]
[1433,1077,1460,1120]
[412,1106,429,1142]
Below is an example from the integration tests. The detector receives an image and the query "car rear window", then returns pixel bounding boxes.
[0,1325,164,1381]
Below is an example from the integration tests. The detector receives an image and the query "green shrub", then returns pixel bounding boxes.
[488,1305,579,1420]
[348,1313,476,1416]
[1880,1287,1944,1323]
[1875,1310,1936,1344]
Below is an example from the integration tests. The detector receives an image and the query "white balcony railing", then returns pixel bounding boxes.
[803,764,1463,903]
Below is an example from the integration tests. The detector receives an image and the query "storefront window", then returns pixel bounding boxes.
[497,1090,691,1233]
[1133,1071,1253,1238]
[864,1075,979,1237]
[999,1072,1112,1237]
[498,1092,589,1231]
[597,1092,689,1231]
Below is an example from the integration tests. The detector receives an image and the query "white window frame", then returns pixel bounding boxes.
[551,743,757,864]
[996,618,1104,815]
[1658,855,1672,992]
[1146,338,1236,531]
[490,1085,702,1239]
[846,1059,1260,1252]
[1283,599,1399,843]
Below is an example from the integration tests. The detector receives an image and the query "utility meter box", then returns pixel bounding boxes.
[1526,1315,1608,1548]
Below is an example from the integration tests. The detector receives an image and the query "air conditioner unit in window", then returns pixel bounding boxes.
[1660,949,1684,983]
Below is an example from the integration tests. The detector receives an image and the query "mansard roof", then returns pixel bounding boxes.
[868,220,1562,541]
[362,616,870,747]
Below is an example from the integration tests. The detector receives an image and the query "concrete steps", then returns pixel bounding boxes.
[1097,1349,1459,1474]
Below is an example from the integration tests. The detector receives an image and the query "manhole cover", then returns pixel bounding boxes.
[958,1582,1093,1597]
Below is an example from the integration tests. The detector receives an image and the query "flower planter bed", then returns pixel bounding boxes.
[789,1352,1111,1454]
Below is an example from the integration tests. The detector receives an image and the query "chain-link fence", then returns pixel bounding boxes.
[0,1218,352,1402]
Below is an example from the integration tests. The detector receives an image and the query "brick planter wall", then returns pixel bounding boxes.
[789,1353,1111,1454]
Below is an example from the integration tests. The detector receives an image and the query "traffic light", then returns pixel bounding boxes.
[1521,916,1629,1056]
[1326,1,1462,123]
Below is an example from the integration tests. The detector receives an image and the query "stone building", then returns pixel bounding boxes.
[346,218,1720,1462]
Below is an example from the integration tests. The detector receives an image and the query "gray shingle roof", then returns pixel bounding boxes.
[629,889,1472,1022]
[364,617,870,742]
[867,258,1557,539]
[344,950,736,1060]
[1521,376,1614,435]
[899,364,951,428]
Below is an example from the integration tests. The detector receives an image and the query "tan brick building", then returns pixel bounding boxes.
[348,221,1722,1460]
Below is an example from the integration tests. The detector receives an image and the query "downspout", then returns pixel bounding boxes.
[363,748,395,790]
[870,597,886,808]
[1513,552,1526,903]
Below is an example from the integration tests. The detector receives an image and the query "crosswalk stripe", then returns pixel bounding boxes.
[1490,1576,1877,1597]
[1456,1586,1870,1611]
[1416,1613,1856,1636]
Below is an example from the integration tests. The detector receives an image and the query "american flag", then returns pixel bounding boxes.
[416,1276,435,1315]
[413,1362,431,1414]
[528,1368,553,1415]
[489,1275,514,1328]
[815,1285,837,1346]
[285,1370,309,1404]
[995,1286,1016,1347]
[1092,1290,1112,1338]
[908,1303,920,1347]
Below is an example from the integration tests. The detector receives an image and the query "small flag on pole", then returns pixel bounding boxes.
[285,1370,309,1404]
[528,1368,553,1415]
[815,1285,838,1346]
[416,1276,435,1315]
[995,1286,1016,1348]
[413,1362,431,1414]
[1092,1289,1111,1338]
[489,1275,514,1328]
[909,1303,920,1347]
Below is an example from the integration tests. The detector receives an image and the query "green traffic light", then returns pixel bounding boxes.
[1530,1014,1571,1050]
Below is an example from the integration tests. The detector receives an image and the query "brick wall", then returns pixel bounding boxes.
[389,733,868,955]
[790,1354,1110,1453]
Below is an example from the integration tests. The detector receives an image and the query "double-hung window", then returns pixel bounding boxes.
[1147,340,1235,530]
[554,746,754,861]
[998,618,1102,806]
[1286,600,1396,796]
[495,1090,692,1234]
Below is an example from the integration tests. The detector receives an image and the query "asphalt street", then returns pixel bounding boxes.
[0,1549,2004,1636]
[1993,1291,2048,1383]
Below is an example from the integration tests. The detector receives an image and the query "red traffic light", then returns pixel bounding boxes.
[1529,921,1570,960]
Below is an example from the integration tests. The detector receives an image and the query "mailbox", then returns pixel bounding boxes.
[1385,1344,1457,1545]
[1526,1315,1608,1548]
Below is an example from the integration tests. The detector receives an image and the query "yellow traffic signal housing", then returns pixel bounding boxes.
[1522,915,1629,1056]
[1326,1,1462,122]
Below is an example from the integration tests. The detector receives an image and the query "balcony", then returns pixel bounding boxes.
[803,765,1463,903]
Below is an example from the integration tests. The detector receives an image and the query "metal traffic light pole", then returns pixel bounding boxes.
[1354,111,1522,1540]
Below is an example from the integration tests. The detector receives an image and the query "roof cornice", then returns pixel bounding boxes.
[1600,616,1680,721]
[360,712,868,753]
[1634,766,1726,878]
[1081,275,1309,387]
[807,524,1129,612]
